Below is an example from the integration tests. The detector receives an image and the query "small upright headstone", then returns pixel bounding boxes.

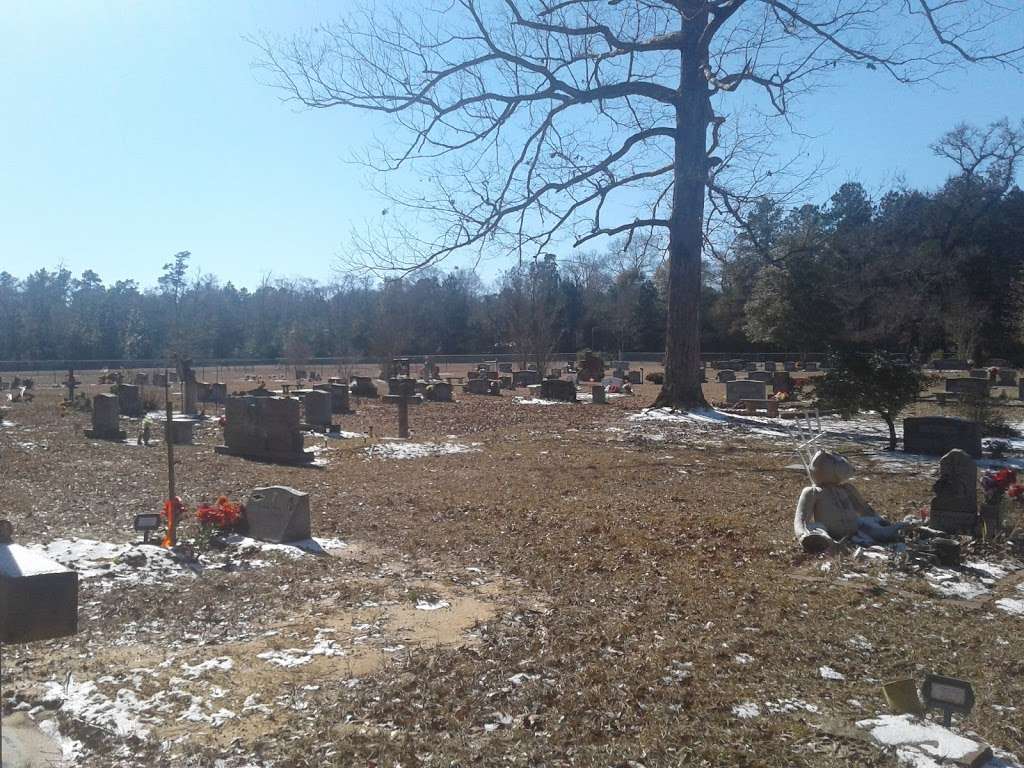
[969,369,989,379]
[303,390,332,429]
[725,380,768,403]
[116,384,142,417]
[244,486,311,543]
[513,370,541,388]
[134,372,149,386]
[946,378,989,398]
[318,381,351,414]
[716,370,736,383]
[627,370,642,385]
[764,361,777,372]
[540,378,578,402]
[904,416,982,458]
[424,381,453,402]
[169,418,195,445]
[804,361,820,372]
[997,369,1017,386]
[591,384,606,404]
[85,393,127,440]
[930,449,978,534]
[350,376,378,398]
[747,371,772,383]
[783,361,796,372]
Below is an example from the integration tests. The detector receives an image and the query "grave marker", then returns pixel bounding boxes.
[84,393,127,440]
[929,449,978,534]
[716,370,736,383]
[904,417,982,458]
[244,486,312,543]
[216,396,315,464]
[0,524,79,643]
[725,380,768,403]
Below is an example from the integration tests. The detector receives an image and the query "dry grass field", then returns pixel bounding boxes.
[2,366,1023,767]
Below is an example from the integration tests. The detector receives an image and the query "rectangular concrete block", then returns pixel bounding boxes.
[0,544,78,643]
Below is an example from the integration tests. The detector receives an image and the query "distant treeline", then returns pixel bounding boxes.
[2,129,1022,364]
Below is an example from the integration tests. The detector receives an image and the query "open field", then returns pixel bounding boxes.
[2,369,1023,767]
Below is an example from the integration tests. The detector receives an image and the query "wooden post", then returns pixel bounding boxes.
[397,393,409,439]
[165,372,176,546]
[66,368,76,403]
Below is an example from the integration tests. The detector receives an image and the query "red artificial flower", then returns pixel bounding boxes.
[995,468,1017,490]
[196,496,243,529]
[1009,484,1024,499]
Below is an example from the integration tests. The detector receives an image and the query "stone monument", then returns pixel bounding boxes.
[929,449,978,534]
[85,393,127,440]
[216,396,314,464]
[244,486,311,543]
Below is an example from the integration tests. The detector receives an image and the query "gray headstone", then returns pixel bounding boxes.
[725,380,768,403]
[303,390,332,427]
[350,376,378,398]
[540,378,577,402]
[627,370,642,385]
[933,359,969,371]
[169,418,194,445]
[216,396,313,464]
[513,370,541,388]
[783,362,796,372]
[0,543,78,643]
[763,361,777,372]
[946,378,989,398]
[463,378,500,395]
[747,371,772,383]
[804,361,819,372]
[969,369,989,379]
[244,486,311,544]
[85,393,126,440]
[591,384,606,404]
[320,381,352,414]
[745,362,759,372]
[716,370,736,383]
[425,381,453,402]
[116,384,142,417]
[997,369,1017,386]
[930,449,978,534]
[498,362,514,373]
[903,416,982,458]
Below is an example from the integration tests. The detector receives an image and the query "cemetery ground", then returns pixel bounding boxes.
[2,368,1024,767]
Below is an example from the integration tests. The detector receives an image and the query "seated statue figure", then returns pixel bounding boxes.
[794,451,902,553]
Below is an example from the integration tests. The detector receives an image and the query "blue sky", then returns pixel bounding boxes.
[2,1,1022,289]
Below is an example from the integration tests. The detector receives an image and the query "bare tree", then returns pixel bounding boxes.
[255,0,1023,409]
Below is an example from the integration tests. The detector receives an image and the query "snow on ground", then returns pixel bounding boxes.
[364,441,482,460]
[27,536,348,589]
[514,397,575,406]
[858,713,1022,768]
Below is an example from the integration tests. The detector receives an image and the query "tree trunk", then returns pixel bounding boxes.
[883,414,897,451]
[655,10,710,410]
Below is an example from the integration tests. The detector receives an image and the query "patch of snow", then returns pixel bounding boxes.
[415,598,450,611]
[925,569,990,600]
[180,657,233,679]
[732,702,761,719]
[44,678,153,739]
[858,713,1019,767]
[257,649,312,668]
[819,666,846,681]
[513,397,574,406]
[996,597,1024,616]
[364,441,482,460]
[27,539,187,589]
[36,717,83,764]
[734,654,755,665]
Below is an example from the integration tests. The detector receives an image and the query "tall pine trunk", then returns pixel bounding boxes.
[655,9,710,410]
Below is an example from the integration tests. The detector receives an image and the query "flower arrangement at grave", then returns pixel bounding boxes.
[980,468,1018,537]
[196,496,243,530]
